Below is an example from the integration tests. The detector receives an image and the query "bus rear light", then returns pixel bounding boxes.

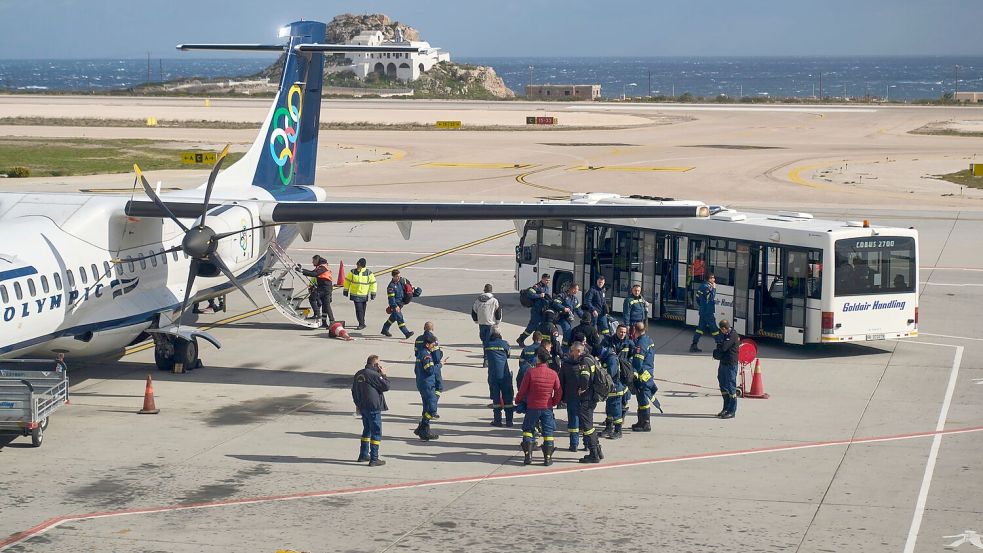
[822,311,834,334]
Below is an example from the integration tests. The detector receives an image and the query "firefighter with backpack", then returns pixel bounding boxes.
[561,341,612,464]
[517,273,552,347]
[382,269,418,339]
[599,344,631,440]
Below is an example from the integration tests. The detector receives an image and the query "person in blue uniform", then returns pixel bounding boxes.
[517,274,551,346]
[598,345,625,440]
[553,283,583,346]
[413,336,442,441]
[381,269,414,339]
[690,274,720,352]
[583,275,610,337]
[351,354,390,467]
[606,323,636,414]
[713,319,740,419]
[630,322,660,432]
[484,330,515,427]
[622,284,648,327]
[517,331,544,389]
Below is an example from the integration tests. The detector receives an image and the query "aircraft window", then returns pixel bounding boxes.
[102,262,111,278]
[67,270,75,288]
[79,266,88,285]
[41,275,49,294]
[91,264,100,282]
[114,262,122,277]
[172,251,179,262]
[140,256,147,270]
[150,252,158,268]
[14,281,23,300]
[160,249,167,265]
[0,285,7,303]
[54,273,62,290]
[126,257,135,273]
[28,279,36,297]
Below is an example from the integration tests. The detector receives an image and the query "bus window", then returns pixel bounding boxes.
[612,229,640,296]
[539,221,574,262]
[834,237,915,296]
[516,221,539,264]
[787,250,809,297]
[708,239,736,286]
[689,239,707,283]
[807,250,822,299]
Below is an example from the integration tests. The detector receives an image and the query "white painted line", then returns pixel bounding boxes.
[566,105,878,114]
[921,333,983,343]
[920,282,983,287]
[903,344,964,553]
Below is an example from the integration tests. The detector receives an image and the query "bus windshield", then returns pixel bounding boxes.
[834,236,915,296]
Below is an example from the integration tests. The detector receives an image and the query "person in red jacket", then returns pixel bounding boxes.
[515,348,563,466]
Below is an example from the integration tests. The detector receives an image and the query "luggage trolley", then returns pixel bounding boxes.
[0,357,69,447]
[735,338,758,398]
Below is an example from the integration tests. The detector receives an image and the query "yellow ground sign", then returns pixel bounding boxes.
[436,120,462,129]
[181,151,218,165]
[973,163,983,176]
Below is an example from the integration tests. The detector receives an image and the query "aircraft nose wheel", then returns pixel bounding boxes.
[154,337,200,372]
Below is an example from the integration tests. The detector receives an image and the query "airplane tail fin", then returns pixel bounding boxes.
[213,20,325,200]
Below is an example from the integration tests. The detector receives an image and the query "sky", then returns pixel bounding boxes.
[1,0,982,59]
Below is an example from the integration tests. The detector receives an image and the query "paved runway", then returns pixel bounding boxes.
[1,98,982,552]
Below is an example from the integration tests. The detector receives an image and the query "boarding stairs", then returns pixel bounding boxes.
[261,240,321,329]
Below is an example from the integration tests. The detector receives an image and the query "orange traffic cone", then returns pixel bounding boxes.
[746,359,770,399]
[337,260,346,287]
[329,321,352,341]
[138,375,160,414]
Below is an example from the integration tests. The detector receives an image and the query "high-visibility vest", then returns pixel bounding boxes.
[345,267,377,297]
[315,263,333,282]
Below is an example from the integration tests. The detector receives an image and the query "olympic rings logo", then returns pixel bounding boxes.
[268,84,303,187]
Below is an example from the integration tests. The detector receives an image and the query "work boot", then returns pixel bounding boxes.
[516,333,528,347]
[505,409,515,428]
[721,412,735,419]
[381,327,392,337]
[689,344,702,353]
[579,443,601,464]
[541,443,555,466]
[521,441,533,465]
[568,434,579,452]
[717,408,728,417]
[404,330,414,339]
[602,419,613,438]
[594,436,604,460]
[631,415,645,431]
[635,410,652,432]
[491,409,504,427]
[425,427,440,440]
[413,422,427,441]
[368,458,386,467]
[609,424,623,440]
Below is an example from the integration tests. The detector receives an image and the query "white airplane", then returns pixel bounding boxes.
[0,20,708,371]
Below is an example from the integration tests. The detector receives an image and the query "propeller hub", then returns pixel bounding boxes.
[182,226,217,258]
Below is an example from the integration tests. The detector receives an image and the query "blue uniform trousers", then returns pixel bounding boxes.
[596,314,612,336]
[522,409,556,445]
[522,311,543,336]
[692,312,720,347]
[479,324,493,363]
[383,309,411,337]
[717,363,738,415]
[557,318,573,345]
[488,373,515,424]
[417,378,439,424]
[565,397,581,449]
[359,410,383,460]
[605,387,625,425]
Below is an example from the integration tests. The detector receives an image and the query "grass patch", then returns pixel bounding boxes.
[932,169,983,189]
[0,138,243,177]
[909,123,983,138]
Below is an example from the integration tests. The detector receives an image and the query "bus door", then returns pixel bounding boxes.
[756,246,785,339]
[784,249,809,345]
[515,221,539,290]
[642,231,659,320]
[733,242,757,336]
[660,234,687,321]
[584,225,614,303]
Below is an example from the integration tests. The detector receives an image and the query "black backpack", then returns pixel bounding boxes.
[585,355,614,403]
[519,287,534,308]
[617,356,635,390]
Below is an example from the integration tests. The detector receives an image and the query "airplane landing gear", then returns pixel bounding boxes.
[153,335,200,372]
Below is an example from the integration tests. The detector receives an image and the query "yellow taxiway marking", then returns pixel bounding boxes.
[568,165,694,172]
[787,162,838,190]
[416,162,536,169]
[515,165,569,194]
[122,229,516,357]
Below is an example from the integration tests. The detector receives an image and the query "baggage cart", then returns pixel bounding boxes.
[0,357,69,447]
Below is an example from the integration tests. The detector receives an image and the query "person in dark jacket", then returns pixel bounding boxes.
[570,311,602,355]
[351,355,391,466]
[553,283,584,346]
[517,331,543,389]
[537,309,564,363]
[299,255,335,328]
[414,337,442,440]
[622,284,647,327]
[484,330,515,427]
[713,319,740,419]
[515,347,563,466]
[517,274,552,346]
[583,275,611,337]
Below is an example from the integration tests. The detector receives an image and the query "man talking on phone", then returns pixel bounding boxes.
[352,354,391,466]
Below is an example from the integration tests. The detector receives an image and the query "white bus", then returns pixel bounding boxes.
[515,193,918,345]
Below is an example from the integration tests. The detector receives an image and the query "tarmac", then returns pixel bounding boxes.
[0,97,982,553]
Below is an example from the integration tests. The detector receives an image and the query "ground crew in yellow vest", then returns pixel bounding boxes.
[343,257,377,330]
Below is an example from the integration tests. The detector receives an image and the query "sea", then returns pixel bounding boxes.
[0,56,980,102]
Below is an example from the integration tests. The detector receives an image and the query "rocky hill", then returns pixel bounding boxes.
[325,13,419,43]
[411,62,514,100]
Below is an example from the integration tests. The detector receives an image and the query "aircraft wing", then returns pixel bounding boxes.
[123,198,709,223]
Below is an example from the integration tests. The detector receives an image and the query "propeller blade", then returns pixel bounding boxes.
[208,252,261,311]
[134,164,190,233]
[213,222,280,240]
[199,144,232,227]
[177,259,199,326]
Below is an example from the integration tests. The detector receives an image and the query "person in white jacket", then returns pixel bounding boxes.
[471,284,503,368]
